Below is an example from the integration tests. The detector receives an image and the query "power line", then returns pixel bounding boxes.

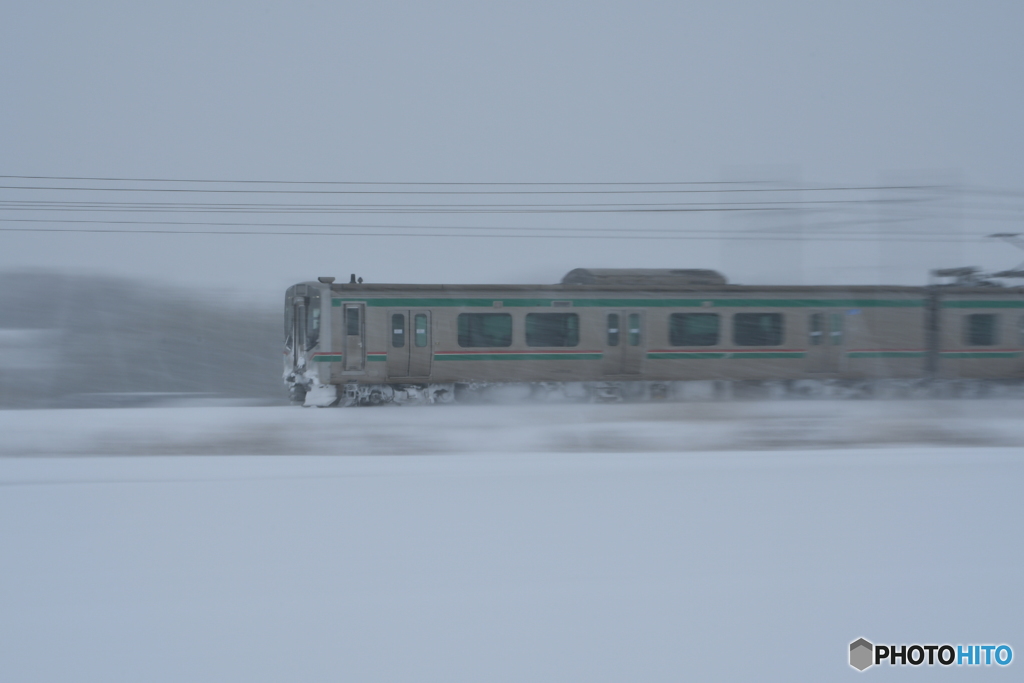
[0,216,825,234]
[0,184,941,195]
[0,197,930,212]
[0,174,766,186]
[0,228,985,242]
[0,197,927,206]
[0,217,995,242]
[0,175,1009,242]
[0,216,952,234]
[0,205,858,216]
[7,199,1021,223]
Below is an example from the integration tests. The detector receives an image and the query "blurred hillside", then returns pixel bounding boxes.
[0,271,285,408]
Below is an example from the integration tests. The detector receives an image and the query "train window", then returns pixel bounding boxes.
[414,314,428,347]
[733,313,783,346]
[346,307,360,336]
[607,314,620,346]
[808,313,823,346]
[457,313,512,347]
[830,313,843,345]
[628,313,641,346]
[391,314,405,348]
[965,314,998,346]
[526,313,579,347]
[669,313,719,346]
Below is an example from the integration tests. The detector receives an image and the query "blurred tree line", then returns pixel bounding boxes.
[0,271,286,407]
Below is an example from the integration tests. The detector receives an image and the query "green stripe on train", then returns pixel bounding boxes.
[312,355,343,362]
[727,352,805,359]
[847,352,926,358]
[646,352,805,359]
[435,353,603,361]
[335,298,924,308]
[941,301,1024,308]
[940,352,1021,358]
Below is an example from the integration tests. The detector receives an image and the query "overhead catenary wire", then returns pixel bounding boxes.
[0,216,997,242]
[0,173,1016,244]
[0,184,942,195]
[0,197,935,214]
[0,174,770,186]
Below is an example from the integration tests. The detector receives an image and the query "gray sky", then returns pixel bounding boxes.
[3,1,1024,303]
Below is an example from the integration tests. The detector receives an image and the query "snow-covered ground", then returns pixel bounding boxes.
[3,399,1024,456]
[1,402,1021,681]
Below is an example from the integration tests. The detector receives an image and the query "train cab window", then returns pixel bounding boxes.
[965,314,998,346]
[808,313,823,346]
[733,313,783,346]
[628,313,641,346]
[391,314,405,348]
[287,287,320,351]
[607,314,620,346]
[414,314,428,347]
[526,313,579,347]
[346,307,360,336]
[670,313,719,346]
[457,313,512,347]
[830,313,844,345]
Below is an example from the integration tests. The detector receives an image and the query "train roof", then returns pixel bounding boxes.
[561,268,728,286]
[314,269,1024,295]
[326,282,939,294]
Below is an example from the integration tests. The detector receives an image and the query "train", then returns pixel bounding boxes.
[284,268,1024,406]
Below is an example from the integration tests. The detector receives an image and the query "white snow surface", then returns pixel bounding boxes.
[3,399,1024,456]
[1,402,1022,681]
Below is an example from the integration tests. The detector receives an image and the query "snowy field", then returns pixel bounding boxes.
[4,399,1024,456]
[1,402,1022,681]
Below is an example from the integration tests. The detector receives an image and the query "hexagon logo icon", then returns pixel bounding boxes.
[850,638,873,671]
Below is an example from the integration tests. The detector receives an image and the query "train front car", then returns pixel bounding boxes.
[283,281,335,406]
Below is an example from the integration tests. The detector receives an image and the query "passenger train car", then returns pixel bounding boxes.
[284,269,1024,406]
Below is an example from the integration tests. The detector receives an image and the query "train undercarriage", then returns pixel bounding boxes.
[290,377,1024,407]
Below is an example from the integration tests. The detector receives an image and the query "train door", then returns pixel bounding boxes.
[807,311,843,373]
[387,311,409,377]
[409,310,432,377]
[603,310,644,375]
[386,309,432,378]
[342,303,365,371]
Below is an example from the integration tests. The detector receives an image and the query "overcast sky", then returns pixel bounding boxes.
[3,2,1024,303]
